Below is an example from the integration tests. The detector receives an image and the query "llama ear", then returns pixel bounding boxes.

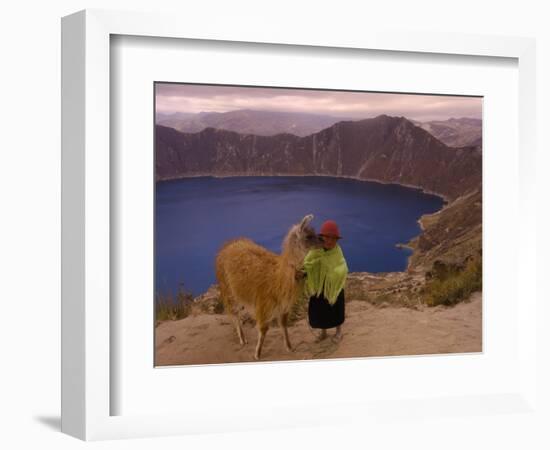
[299,214,314,230]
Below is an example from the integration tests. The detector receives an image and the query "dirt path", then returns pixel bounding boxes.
[155,292,482,366]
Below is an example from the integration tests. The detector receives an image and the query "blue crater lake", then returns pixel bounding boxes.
[155,176,445,298]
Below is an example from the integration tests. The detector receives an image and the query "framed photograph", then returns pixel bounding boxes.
[61,9,537,441]
[153,82,482,367]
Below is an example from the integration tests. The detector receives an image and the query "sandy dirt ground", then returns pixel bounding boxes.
[155,292,482,366]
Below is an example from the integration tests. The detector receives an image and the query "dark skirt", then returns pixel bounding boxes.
[308,289,345,329]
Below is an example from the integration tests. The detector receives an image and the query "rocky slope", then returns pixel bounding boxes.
[407,188,482,271]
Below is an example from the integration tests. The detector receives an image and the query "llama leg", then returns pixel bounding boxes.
[279,313,293,352]
[220,287,247,346]
[233,313,247,346]
[254,323,269,360]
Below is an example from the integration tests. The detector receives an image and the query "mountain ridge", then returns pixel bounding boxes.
[156,109,482,147]
[156,114,481,201]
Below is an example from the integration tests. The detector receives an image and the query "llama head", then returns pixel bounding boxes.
[282,214,323,262]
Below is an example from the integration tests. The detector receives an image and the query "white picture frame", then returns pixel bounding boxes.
[61,9,537,441]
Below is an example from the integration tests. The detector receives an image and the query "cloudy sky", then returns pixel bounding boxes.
[155,83,482,122]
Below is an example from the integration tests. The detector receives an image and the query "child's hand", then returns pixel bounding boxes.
[295,268,307,280]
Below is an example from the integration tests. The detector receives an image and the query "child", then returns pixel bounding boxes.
[303,220,348,343]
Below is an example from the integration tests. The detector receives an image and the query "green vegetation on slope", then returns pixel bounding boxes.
[422,253,482,307]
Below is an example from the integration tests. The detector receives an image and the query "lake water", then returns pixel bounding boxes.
[155,176,445,298]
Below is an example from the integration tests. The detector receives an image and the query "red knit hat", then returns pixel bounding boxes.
[319,220,342,239]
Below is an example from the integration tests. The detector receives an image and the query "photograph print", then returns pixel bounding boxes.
[154,83,482,366]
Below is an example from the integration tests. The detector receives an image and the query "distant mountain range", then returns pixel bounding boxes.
[156,114,481,200]
[412,117,482,148]
[156,109,351,138]
[157,109,482,148]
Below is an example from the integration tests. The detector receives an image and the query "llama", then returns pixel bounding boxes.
[215,214,322,360]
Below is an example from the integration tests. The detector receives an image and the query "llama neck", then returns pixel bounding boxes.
[280,235,303,270]
[277,246,305,304]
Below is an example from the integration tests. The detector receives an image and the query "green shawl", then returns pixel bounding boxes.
[303,244,348,305]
